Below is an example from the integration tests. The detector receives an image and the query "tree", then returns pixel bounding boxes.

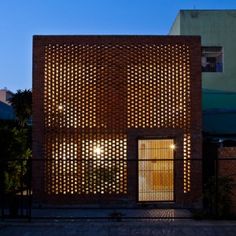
[10,89,32,126]
[0,89,32,216]
[0,121,31,216]
[0,123,31,193]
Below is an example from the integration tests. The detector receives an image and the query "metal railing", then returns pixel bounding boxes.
[1,157,236,220]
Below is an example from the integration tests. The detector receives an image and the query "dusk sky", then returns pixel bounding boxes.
[1,0,236,92]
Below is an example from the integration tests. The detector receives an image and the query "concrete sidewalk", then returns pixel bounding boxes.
[1,220,236,236]
[31,208,192,219]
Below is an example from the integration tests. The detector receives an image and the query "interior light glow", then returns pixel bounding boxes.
[58,105,63,111]
[94,146,102,155]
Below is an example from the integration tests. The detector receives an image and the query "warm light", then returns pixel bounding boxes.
[138,139,174,201]
[170,144,176,150]
[94,146,102,155]
[58,105,63,111]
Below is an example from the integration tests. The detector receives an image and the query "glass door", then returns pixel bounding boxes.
[138,139,174,201]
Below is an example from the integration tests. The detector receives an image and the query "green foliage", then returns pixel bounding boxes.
[204,175,234,218]
[9,89,32,126]
[0,122,31,193]
[0,89,32,215]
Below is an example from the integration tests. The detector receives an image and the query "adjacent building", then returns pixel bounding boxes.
[33,36,202,207]
[0,88,15,120]
[169,10,236,134]
[170,10,236,212]
[0,88,13,105]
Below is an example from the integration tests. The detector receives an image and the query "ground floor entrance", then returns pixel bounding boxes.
[138,139,174,202]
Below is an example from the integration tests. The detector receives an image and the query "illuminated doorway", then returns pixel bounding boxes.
[138,139,175,201]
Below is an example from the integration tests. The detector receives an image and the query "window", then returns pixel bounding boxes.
[202,47,223,72]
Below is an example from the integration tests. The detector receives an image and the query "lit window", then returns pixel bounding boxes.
[201,47,223,72]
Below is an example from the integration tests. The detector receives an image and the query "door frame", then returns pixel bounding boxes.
[137,137,176,203]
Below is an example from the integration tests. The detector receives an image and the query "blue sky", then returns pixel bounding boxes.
[1,0,236,92]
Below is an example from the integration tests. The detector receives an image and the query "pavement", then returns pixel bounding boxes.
[30,208,192,219]
[1,219,236,236]
[1,208,236,236]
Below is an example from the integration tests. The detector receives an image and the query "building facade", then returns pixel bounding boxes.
[170,10,236,213]
[0,89,15,120]
[0,88,13,106]
[169,10,236,134]
[33,36,201,207]
[169,10,236,92]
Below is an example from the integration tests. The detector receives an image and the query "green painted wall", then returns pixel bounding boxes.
[169,10,236,93]
[203,89,236,109]
[203,89,236,134]
[169,12,180,35]
[169,10,236,134]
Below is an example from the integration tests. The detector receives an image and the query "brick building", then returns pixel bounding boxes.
[33,36,202,208]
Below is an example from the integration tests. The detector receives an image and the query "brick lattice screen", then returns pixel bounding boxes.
[33,36,201,202]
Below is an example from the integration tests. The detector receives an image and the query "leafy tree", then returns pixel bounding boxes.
[10,89,32,126]
[0,89,32,216]
[0,122,31,193]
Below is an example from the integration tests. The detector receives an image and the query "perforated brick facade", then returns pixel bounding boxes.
[33,36,202,207]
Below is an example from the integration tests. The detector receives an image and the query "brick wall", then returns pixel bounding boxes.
[33,36,202,207]
[218,147,236,213]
